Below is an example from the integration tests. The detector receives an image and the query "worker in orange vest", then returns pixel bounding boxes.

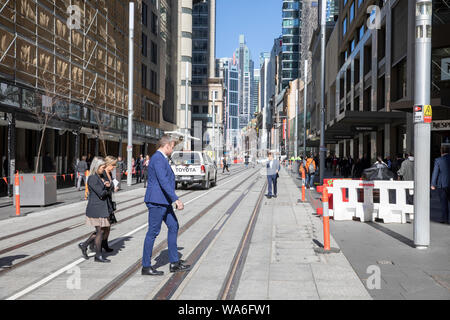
[305,155,316,190]
[299,161,306,187]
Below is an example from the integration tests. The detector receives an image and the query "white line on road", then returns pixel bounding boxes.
[5,169,254,300]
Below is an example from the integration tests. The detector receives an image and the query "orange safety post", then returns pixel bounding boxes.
[322,187,331,251]
[15,172,20,216]
[84,170,89,200]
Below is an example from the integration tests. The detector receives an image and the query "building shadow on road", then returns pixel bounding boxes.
[0,254,28,268]
[152,247,185,269]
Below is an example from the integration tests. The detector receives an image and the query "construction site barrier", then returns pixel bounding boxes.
[326,180,414,223]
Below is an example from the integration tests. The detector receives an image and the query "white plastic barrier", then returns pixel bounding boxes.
[327,180,414,224]
[373,181,414,223]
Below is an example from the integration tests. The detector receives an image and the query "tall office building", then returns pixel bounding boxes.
[281,0,302,89]
[217,58,239,152]
[235,35,254,129]
[252,69,260,114]
[190,0,218,150]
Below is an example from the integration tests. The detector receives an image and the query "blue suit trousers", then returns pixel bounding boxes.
[267,174,277,196]
[142,203,179,268]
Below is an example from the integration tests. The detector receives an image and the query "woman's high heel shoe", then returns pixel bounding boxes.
[94,255,111,263]
[78,243,89,259]
[101,240,114,252]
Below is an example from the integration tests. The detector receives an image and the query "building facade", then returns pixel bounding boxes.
[281,0,302,89]
[235,35,254,130]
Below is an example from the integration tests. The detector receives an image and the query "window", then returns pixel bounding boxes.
[142,33,147,57]
[358,24,365,41]
[350,2,355,23]
[150,70,157,93]
[343,17,347,36]
[142,64,147,88]
[142,2,148,26]
[151,41,157,64]
[151,12,157,35]
[202,106,208,114]
[358,0,364,7]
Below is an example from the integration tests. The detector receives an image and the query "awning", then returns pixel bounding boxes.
[324,110,406,141]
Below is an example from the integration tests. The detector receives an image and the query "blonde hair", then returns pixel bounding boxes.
[105,156,118,167]
[89,157,106,176]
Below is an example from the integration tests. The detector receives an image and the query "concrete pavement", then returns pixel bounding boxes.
[288,167,450,300]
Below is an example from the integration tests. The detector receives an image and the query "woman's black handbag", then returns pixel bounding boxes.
[109,212,118,224]
[111,201,117,211]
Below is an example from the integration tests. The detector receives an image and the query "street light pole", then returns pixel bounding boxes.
[319,0,326,185]
[413,0,432,249]
[212,90,216,163]
[295,88,298,158]
[185,62,189,151]
[303,59,308,158]
[127,2,134,187]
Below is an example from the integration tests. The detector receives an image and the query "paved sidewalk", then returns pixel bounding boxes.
[235,167,371,300]
[287,168,450,300]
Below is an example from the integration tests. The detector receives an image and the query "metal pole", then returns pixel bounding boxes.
[303,59,308,158]
[185,61,189,150]
[295,88,298,158]
[413,0,432,249]
[7,113,15,197]
[212,91,216,163]
[319,0,326,185]
[127,2,134,187]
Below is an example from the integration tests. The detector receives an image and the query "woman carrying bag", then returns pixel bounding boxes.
[78,157,112,263]
[102,156,119,252]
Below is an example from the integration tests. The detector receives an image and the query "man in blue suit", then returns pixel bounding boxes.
[431,145,450,224]
[142,135,190,275]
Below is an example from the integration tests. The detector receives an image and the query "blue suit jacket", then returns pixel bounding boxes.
[144,151,179,206]
[431,154,450,188]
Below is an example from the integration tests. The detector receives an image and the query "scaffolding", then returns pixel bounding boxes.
[0,0,142,118]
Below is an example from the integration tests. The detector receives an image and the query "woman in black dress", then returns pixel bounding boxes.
[78,157,112,263]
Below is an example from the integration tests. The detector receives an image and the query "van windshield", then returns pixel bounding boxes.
[171,152,202,165]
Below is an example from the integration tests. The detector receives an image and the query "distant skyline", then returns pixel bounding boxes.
[216,0,282,69]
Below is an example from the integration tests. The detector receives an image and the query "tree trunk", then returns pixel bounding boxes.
[35,126,47,174]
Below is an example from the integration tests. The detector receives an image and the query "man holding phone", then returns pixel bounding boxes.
[142,135,190,275]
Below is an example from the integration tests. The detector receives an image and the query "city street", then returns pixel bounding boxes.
[0,165,372,300]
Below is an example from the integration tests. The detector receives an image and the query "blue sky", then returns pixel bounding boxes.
[216,0,282,68]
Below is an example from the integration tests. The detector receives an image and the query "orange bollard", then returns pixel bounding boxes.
[15,172,20,216]
[322,187,330,251]
[301,185,305,202]
[84,170,89,200]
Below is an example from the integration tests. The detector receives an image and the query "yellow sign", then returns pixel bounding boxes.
[424,105,432,123]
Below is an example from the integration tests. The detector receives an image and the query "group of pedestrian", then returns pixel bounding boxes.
[77,135,191,274]
[131,155,151,187]
[78,156,119,263]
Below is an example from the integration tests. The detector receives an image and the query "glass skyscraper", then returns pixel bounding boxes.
[235,35,254,129]
[281,0,302,89]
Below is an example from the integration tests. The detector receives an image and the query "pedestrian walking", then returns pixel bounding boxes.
[265,152,280,199]
[305,154,316,190]
[431,145,450,224]
[142,135,190,276]
[76,155,88,191]
[391,154,404,180]
[222,157,230,173]
[299,161,306,187]
[143,155,150,188]
[100,156,119,252]
[135,155,143,183]
[116,156,124,190]
[78,157,112,263]
[397,153,414,204]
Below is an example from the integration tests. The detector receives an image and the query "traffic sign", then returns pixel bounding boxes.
[424,105,432,123]
[414,105,424,123]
